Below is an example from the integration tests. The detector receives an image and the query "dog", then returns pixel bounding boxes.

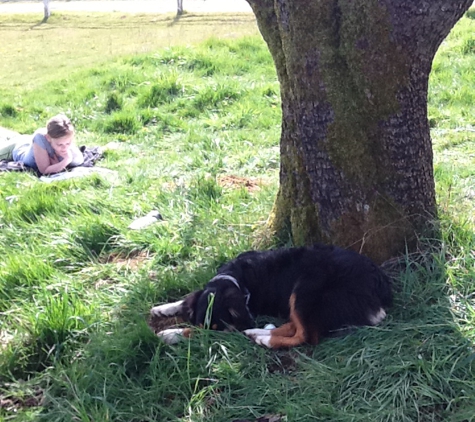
[150,243,392,349]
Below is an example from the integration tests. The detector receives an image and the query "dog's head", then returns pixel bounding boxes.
[182,277,254,332]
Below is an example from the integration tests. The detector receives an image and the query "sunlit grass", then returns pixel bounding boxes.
[431,13,475,230]
[0,11,259,90]
[0,7,474,422]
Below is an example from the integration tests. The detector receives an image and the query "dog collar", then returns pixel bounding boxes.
[209,274,251,305]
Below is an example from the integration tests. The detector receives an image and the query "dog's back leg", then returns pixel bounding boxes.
[271,322,297,338]
[245,294,316,348]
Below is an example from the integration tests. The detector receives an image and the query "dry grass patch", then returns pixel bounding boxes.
[101,250,151,271]
[0,12,258,89]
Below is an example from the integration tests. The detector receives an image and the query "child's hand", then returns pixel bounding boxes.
[61,148,73,165]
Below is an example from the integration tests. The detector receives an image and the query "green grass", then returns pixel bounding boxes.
[0,8,474,422]
[0,11,259,90]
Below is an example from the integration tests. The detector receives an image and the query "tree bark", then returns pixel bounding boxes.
[247,0,472,263]
[43,0,51,21]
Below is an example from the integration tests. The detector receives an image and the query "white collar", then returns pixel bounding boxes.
[208,274,251,305]
[209,274,240,289]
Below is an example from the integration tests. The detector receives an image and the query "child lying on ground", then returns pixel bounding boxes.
[0,114,84,175]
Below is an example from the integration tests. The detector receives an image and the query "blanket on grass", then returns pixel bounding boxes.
[0,146,108,181]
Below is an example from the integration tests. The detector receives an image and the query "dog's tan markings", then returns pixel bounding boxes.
[271,322,296,338]
[268,294,307,349]
[183,328,193,338]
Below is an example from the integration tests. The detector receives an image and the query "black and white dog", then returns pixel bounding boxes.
[150,243,392,349]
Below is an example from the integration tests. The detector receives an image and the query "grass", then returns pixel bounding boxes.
[0,11,259,90]
[0,7,474,422]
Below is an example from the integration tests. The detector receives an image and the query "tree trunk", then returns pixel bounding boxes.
[246,0,471,263]
[43,0,51,21]
[177,0,184,15]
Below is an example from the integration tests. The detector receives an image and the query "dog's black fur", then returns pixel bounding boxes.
[152,243,392,348]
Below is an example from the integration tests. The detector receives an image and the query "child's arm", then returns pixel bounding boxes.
[33,142,72,174]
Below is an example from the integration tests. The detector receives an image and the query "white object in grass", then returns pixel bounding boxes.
[128,210,162,230]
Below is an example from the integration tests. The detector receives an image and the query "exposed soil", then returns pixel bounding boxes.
[217,174,262,192]
[266,350,298,375]
[148,313,187,333]
[101,250,150,271]
[0,386,44,413]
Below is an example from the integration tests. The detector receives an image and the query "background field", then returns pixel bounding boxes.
[0,10,258,90]
[0,7,475,422]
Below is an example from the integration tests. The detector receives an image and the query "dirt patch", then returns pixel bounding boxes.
[94,251,151,288]
[101,250,150,271]
[217,175,262,192]
[148,313,187,334]
[266,351,298,375]
[0,386,44,412]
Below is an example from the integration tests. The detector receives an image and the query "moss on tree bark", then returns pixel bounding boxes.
[248,0,472,263]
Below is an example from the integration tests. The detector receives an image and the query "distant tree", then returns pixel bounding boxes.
[43,0,50,21]
[246,0,472,263]
[177,0,183,15]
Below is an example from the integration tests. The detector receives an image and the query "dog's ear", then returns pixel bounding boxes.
[182,290,203,323]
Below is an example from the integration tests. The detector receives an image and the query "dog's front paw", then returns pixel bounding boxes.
[244,328,272,348]
[150,300,184,317]
[157,328,187,344]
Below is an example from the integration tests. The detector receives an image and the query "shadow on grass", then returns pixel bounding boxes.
[0,12,255,31]
[28,16,48,29]
[2,223,475,421]
[166,11,254,27]
[31,232,475,421]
